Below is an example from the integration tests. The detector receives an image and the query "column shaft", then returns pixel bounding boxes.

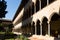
[35,23,37,35]
[34,1,36,35]
[40,23,42,35]
[39,0,41,10]
[47,0,49,5]
[48,22,50,36]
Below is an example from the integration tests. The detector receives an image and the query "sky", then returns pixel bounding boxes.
[4,0,22,20]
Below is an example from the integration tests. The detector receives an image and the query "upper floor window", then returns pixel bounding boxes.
[41,0,47,9]
[32,3,34,15]
[49,0,55,4]
[28,6,31,17]
[41,0,55,9]
[36,0,40,12]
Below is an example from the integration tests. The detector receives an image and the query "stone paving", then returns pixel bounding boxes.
[28,35,60,40]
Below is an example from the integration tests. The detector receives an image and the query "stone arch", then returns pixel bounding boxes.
[51,13,60,21]
[50,13,60,37]
[42,17,48,35]
[49,12,59,21]
[41,16,48,22]
[36,19,40,35]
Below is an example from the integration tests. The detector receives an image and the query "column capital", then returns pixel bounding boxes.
[34,21,36,25]
[40,21,42,24]
[40,22,42,26]
[47,20,50,24]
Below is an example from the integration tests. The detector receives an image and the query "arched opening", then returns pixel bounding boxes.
[50,13,60,38]
[42,17,48,35]
[36,20,40,35]
[31,21,35,34]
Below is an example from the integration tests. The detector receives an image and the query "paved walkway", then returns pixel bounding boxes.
[28,35,60,40]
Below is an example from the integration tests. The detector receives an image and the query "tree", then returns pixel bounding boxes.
[0,0,7,18]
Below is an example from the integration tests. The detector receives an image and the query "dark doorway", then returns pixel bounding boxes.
[32,22,35,34]
[42,17,48,35]
[50,13,60,38]
[36,20,40,35]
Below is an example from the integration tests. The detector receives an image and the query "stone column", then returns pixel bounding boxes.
[40,22,42,35]
[31,22,33,34]
[35,22,37,35]
[39,0,41,10]
[47,21,50,36]
[47,0,49,5]
[34,1,36,35]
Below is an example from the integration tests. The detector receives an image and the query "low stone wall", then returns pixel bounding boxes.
[28,35,55,40]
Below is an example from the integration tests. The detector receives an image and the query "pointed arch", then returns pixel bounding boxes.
[42,17,48,35]
[50,12,60,37]
[36,19,40,24]
[50,12,60,21]
[36,19,40,35]
[41,16,48,22]
[49,12,60,21]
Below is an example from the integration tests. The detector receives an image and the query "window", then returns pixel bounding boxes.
[49,0,55,4]
[28,6,31,17]
[41,0,47,9]
[32,3,34,15]
[36,0,40,12]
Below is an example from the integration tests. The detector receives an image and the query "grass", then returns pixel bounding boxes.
[5,39,15,40]
[0,31,14,34]
[3,35,29,40]
[0,32,5,34]
[17,35,29,40]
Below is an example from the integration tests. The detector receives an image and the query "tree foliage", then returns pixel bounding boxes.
[0,0,7,18]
